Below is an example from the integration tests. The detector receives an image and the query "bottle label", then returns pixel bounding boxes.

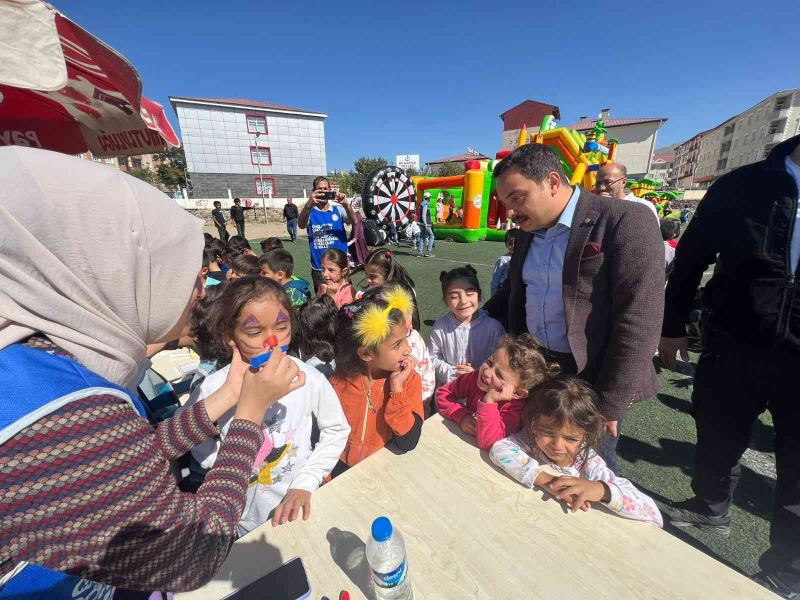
[372,559,407,588]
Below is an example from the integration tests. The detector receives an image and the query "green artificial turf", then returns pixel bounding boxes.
[254,234,774,579]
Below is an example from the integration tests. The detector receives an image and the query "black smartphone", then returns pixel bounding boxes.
[221,557,311,600]
[319,191,336,201]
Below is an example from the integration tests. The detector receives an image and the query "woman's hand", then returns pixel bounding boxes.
[389,355,418,393]
[546,477,609,512]
[202,347,249,423]
[271,489,312,527]
[234,347,306,424]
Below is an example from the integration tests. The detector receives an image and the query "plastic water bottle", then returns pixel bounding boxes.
[366,516,413,600]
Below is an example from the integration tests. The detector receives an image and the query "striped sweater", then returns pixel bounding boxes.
[0,338,263,591]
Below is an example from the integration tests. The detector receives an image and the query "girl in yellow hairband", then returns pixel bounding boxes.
[361,285,435,414]
[330,289,424,471]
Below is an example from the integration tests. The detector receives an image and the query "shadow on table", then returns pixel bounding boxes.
[439,417,480,448]
[210,530,284,591]
[327,528,376,600]
[101,523,283,592]
[635,484,750,577]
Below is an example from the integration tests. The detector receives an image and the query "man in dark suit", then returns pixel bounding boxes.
[496,144,664,471]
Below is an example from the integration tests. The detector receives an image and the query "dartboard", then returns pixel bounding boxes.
[362,166,417,225]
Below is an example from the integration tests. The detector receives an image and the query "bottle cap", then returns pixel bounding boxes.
[371,516,393,542]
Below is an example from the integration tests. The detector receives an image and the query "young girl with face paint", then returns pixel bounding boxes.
[183,276,350,536]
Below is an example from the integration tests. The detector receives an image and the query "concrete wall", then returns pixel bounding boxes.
[608,122,661,178]
[174,196,298,210]
[189,172,316,199]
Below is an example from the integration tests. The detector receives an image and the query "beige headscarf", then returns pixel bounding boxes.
[0,147,203,387]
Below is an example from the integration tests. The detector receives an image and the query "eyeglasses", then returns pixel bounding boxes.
[595,176,625,189]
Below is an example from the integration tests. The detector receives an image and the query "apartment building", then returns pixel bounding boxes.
[679,89,799,189]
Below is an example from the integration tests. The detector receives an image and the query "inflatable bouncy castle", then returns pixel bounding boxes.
[360,115,622,242]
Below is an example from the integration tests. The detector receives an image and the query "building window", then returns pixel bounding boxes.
[254,176,276,196]
[250,146,272,165]
[246,114,268,135]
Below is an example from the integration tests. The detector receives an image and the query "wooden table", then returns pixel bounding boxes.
[177,416,776,600]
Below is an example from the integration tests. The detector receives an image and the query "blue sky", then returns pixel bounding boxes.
[59,0,799,171]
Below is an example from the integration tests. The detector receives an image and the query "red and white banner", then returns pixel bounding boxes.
[0,0,178,157]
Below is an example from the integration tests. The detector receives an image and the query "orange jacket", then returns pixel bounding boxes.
[331,371,423,466]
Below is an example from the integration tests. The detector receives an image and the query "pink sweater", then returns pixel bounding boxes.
[435,370,524,450]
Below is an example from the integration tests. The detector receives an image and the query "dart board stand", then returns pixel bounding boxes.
[362,166,417,232]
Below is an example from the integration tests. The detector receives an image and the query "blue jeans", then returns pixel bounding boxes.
[287,218,298,241]
[418,225,434,254]
[599,420,623,474]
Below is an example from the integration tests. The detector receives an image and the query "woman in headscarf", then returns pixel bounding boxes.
[0,147,304,596]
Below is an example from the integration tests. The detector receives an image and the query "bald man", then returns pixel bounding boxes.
[596,163,659,219]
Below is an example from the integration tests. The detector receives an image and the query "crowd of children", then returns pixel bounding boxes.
[180,232,663,536]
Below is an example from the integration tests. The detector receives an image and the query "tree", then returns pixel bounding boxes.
[405,167,420,178]
[329,171,354,195]
[350,156,388,197]
[154,147,187,191]
[129,167,156,185]
[434,161,464,177]
[156,162,185,189]
[154,146,186,170]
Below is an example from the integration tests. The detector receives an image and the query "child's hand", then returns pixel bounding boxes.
[389,355,418,393]
[546,477,609,512]
[484,382,517,404]
[317,283,328,296]
[272,489,312,527]
[455,363,474,376]
[459,414,476,435]
[235,347,306,424]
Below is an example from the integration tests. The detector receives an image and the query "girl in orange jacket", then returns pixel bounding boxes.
[330,288,424,469]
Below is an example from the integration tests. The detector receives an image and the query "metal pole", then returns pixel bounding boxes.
[255,131,267,223]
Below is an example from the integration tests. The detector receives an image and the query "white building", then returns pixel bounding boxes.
[646,153,675,184]
[169,96,327,199]
[692,89,800,188]
[560,109,667,179]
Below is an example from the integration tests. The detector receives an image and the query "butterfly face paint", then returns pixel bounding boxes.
[231,297,292,361]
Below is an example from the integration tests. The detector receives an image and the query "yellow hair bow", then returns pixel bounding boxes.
[353,285,414,347]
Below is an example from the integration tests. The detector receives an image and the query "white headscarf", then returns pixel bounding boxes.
[0,147,203,387]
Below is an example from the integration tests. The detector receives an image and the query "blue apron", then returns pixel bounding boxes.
[0,344,147,600]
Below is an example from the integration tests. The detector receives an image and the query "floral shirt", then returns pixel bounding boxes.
[490,433,663,526]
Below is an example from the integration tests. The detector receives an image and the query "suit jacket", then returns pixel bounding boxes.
[508,189,664,420]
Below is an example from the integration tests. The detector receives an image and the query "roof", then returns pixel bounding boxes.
[500,100,561,131]
[652,153,675,163]
[560,117,667,130]
[426,153,490,165]
[169,96,326,117]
